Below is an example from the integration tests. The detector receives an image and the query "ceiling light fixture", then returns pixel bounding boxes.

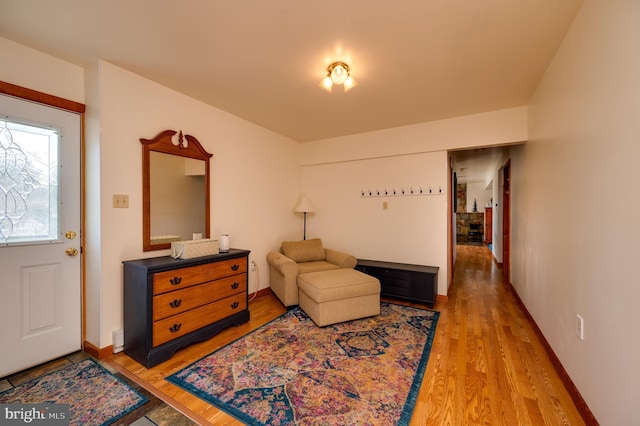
[319,61,357,93]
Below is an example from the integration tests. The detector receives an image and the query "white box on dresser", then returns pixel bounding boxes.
[170,238,219,259]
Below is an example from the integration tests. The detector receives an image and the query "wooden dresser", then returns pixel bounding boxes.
[123,249,250,368]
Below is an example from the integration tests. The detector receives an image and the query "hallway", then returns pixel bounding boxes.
[417,244,586,425]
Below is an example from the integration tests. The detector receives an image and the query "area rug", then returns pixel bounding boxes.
[167,302,439,425]
[0,358,148,426]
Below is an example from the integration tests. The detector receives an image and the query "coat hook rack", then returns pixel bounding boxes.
[359,184,445,197]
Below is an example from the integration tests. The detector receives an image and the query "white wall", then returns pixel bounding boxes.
[0,37,84,103]
[464,181,492,213]
[90,61,300,347]
[513,1,640,424]
[485,147,514,262]
[301,108,529,295]
[301,152,449,294]
[300,107,528,165]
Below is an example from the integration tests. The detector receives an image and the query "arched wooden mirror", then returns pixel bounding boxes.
[140,130,213,252]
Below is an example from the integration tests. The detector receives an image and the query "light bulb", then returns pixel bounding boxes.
[330,64,348,85]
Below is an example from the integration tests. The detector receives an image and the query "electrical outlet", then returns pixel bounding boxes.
[112,329,124,353]
[250,261,256,271]
[576,315,584,340]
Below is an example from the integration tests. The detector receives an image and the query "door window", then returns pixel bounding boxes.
[0,119,60,245]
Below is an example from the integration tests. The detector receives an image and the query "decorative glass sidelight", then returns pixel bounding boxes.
[0,119,60,245]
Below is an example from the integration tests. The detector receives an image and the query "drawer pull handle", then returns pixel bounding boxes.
[170,277,182,285]
[231,282,239,289]
[169,299,182,309]
[231,301,239,309]
[169,323,182,333]
[231,264,240,271]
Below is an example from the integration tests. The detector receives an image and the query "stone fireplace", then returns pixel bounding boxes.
[456,212,484,243]
[456,183,484,243]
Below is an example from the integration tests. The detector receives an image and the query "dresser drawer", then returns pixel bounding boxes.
[153,293,247,347]
[153,274,247,321]
[153,257,247,295]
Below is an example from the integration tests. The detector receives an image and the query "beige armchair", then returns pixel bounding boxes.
[266,238,356,307]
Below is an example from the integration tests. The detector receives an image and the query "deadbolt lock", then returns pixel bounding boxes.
[65,231,77,240]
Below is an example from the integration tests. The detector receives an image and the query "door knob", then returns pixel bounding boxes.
[65,231,77,240]
[65,247,79,256]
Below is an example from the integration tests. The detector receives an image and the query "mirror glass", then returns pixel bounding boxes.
[141,130,212,251]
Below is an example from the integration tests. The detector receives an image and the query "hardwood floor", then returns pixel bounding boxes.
[106,245,586,425]
[417,245,584,426]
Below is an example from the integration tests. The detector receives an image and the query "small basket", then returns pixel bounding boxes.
[171,238,219,259]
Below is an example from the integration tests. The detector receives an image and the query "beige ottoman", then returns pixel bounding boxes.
[297,268,381,326]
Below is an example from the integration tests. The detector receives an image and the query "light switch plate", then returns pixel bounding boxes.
[113,194,129,208]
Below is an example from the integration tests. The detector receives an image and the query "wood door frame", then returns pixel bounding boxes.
[502,159,511,284]
[0,81,86,342]
[448,155,454,291]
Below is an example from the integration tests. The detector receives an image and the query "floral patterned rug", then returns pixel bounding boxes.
[0,358,148,426]
[167,302,439,425]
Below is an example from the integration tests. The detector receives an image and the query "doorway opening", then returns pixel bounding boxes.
[448,145,520,281]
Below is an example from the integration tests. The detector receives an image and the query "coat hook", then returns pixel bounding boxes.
[429,186,432,194]
[377,189,380,196]
[385,188,388,195]
[439,186,442,193]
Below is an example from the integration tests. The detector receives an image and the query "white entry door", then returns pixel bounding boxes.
[0,94,81,377]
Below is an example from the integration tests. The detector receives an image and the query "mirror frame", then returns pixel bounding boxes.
[140,129,213,252]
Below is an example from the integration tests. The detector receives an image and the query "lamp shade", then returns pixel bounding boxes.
[319,76,333,93]
[294,196,315,213]
[343,75,358,92]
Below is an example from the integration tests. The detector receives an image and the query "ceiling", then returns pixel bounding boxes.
[452,146,512,185]
[0,1,582,143]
